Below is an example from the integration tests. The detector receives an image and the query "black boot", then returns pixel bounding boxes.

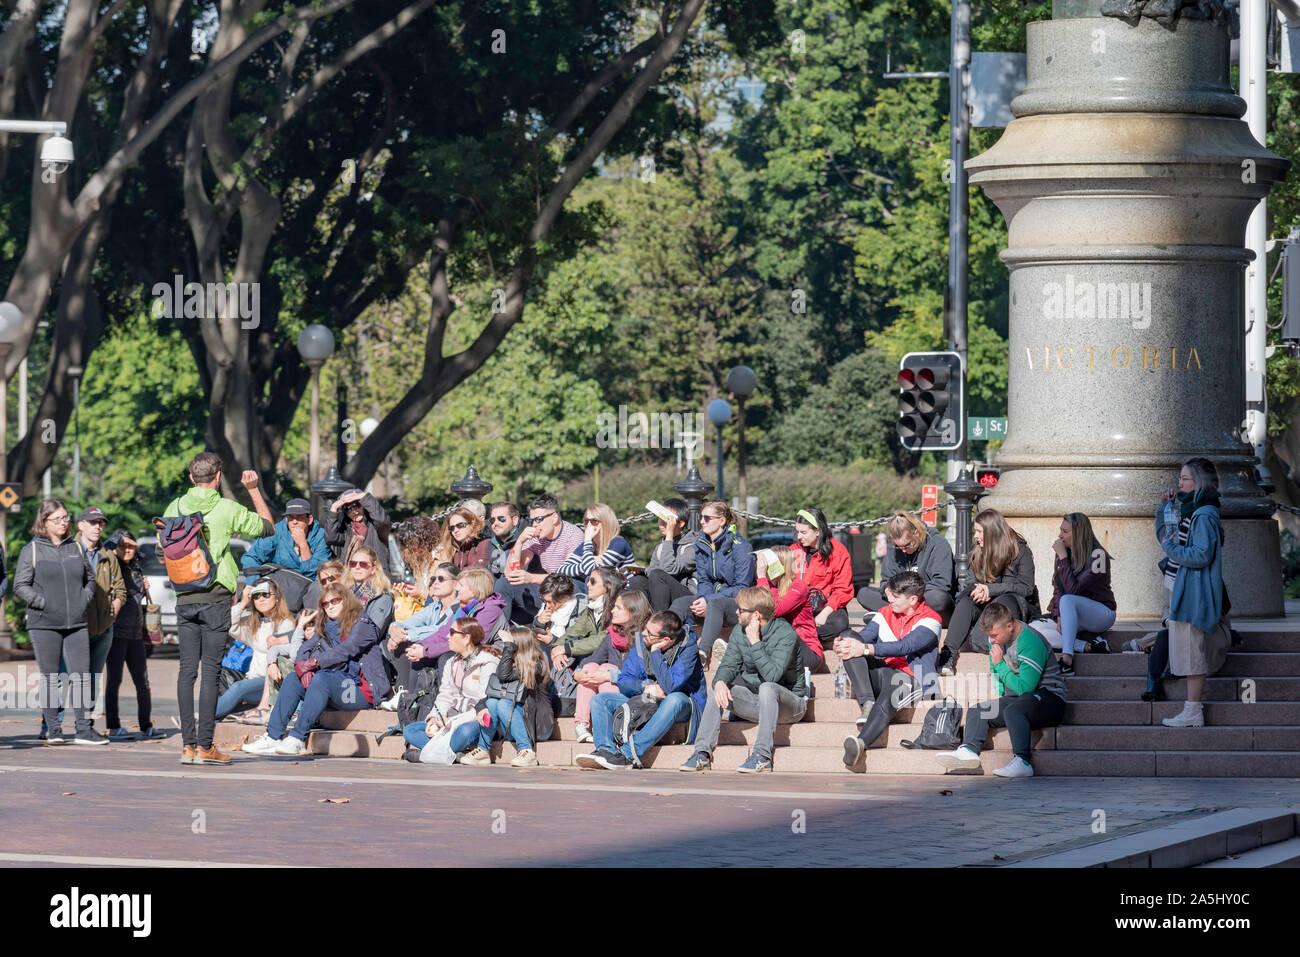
[1140,677,1165,702]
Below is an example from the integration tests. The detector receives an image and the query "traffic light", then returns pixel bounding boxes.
[897,351,963,451]
[975,465,1001,489]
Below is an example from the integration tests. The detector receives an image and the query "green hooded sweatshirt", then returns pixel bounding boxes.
[162,487,271,603]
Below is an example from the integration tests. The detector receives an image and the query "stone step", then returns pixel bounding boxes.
[1196,836,1300,868]
[1055,724,1300,751]
[1072,652,1300,677]
[1065,676,1300,701]
[1065,700,1300,726]
[1104,623,1299,652]
[1007,808,1299,868]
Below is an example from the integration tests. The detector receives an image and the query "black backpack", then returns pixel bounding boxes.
[900,696,963,750]
[396,666,440,727]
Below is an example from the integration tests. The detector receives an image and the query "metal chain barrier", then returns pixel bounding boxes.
[613,501,954,530]
[1274,501,1300,516]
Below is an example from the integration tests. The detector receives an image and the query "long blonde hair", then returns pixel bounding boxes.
[583,503,620,555]
[237,579,295,643]
[767,545,798,597]
[505,627,550,691]
[969,509,1025,583]
[343,545,392,595]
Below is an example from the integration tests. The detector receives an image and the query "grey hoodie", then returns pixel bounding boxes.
[14,535,96,630]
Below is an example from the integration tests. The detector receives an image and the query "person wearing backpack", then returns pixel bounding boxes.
[160,452,274,766]
[14,499,103,744]
[935,601,1067,778]
[837,571,942,770]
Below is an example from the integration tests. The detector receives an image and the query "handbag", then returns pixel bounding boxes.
[900,696,962,750]
[294,657,319,688]
[485,671,523,702]
[807,588,828,616]
[221,640,253,673]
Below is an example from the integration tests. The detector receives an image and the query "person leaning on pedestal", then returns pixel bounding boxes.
[1156,457,1229,729]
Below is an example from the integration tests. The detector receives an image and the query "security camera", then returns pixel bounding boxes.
[40,136,74,180]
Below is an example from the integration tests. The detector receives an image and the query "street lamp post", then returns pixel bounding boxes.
[706,399,732,503]
[0,303,23,648]
[450,465,493,504]
[673,465,715,533]
[725,365,757,535]
[296,325,335,484]
[67,365,84,503]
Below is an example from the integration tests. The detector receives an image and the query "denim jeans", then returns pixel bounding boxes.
[494,576,541,626]
[449,718,479,755]
[1058,594,1118,655]
[403,720,430,749]
[591,691,692,762]
[268,669,368,742]
[216,676,268,720]
[480,697,532,751]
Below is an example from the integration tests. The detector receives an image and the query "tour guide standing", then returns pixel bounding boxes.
[163,453,274,765]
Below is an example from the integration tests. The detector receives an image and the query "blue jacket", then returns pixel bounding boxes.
[616,628,706,743]
[694,527,754,600]
[1156,503,1224,635]
[396,599,457,645]
[241,518,332,577]
[296,615,391,705]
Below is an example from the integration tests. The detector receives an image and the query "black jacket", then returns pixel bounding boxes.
[14,535,95,630]
[489,641,554,746]
[881,527,955,597]
[323,492,392,575]
[962,542,1041,622]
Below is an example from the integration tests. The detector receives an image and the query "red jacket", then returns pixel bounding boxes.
[791,538,854,610]
[758,576,821,661]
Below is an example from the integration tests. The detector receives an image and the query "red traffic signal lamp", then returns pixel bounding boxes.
[897,351,963,451]
[975,466,1000,488]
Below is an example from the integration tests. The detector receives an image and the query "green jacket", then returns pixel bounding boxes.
[82,542,125,637]
[162,486,271,602]
[561,606,603,661]
[713,616,806,697]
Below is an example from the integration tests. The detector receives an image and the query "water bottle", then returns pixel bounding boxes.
[834,663,849,700]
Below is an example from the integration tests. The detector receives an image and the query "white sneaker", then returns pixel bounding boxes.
[1162,703,1205,728]
[710,638,728,668]
[241,733,285,755]
[935,746,983,774]
[573,723,593,744]
[510,748,539,768]
[379,689,403,712]
[274,736,308,755]
[993,756,1034,778]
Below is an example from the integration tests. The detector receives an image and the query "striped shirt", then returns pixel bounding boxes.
[557,536,636,579]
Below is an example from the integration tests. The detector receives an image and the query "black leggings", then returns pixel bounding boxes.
[845,656,922,747]
[963,690,1066,763]
[859,586,955,627]
[816,608,851,648]
[626,569,693,613]
[796,639,828,674]
[940,593,1020,657]
[105,634,152,730]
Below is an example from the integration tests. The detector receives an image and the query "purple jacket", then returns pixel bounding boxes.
[416,593,508,658]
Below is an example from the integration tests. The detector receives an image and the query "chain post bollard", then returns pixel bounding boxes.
[673,465,715,534]
[944,466,988,585]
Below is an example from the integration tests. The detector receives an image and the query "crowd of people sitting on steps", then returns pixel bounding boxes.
[15,451,1234,777]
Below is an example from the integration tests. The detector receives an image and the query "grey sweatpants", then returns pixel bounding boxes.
[694,681,807,761]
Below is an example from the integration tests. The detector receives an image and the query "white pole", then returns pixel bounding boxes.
[17,357,26,440]
[1242,0,1270,486]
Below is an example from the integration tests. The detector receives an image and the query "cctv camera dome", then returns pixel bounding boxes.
[40,135,74,168]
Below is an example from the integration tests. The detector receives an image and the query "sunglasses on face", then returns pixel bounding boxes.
[450,629,468,638]
[702,514,722,523]
[529,512,555,525]
[322,597,343,609]
[583,518,600,526]
[586,577,600,586]
[320,575,340,585]
[253,592,275,600]
[431,575,453,583]
[450,521,469,532]
[349,561,372,569]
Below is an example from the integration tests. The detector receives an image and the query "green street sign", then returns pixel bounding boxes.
[968,417,1008,440]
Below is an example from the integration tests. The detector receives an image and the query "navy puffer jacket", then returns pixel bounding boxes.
[693,527,755,600]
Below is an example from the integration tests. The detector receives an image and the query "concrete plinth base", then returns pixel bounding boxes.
[1007,515,1284,619]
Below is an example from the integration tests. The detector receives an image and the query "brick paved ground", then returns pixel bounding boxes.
[0,721,1295,867]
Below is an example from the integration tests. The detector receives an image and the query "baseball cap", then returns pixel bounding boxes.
[284,498,312,516]
[250,580,274,597]
[78,507,107,524]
